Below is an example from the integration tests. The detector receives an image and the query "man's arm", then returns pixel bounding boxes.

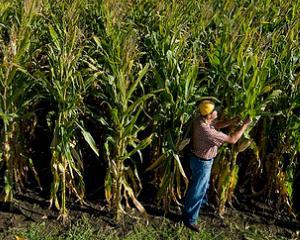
[213,117,240,129]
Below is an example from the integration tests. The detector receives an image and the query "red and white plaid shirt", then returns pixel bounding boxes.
[191,115,228,160]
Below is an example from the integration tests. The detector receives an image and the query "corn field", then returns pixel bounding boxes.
[0,0,299,222]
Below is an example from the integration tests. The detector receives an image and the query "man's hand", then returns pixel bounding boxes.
[231,116,241,125]
[243,116,252,126]
[224,116,252,144]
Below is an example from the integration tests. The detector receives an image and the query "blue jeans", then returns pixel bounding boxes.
[183,153,214,224]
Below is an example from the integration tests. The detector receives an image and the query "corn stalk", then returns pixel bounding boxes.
[85,0,154,221]
[208,0,300,215]
[0,0,39,201]
[243,20,300,214]
[36,0,98,221]
[139,0,215,210]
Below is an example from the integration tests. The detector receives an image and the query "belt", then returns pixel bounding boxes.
[190,150,213,161]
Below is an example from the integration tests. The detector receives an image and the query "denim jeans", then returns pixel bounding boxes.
[183,153,214,224]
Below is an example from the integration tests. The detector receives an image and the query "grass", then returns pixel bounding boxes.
[0,215,294,240]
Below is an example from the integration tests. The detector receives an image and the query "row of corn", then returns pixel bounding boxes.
[0,0,299,221]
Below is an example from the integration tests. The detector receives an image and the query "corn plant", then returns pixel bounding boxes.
[0,0,299,220]
[206,0,300,214]
[36,0,99,221]
[139,1,215,210]
[85,0,154,221]
[0,0,39,201]
[240,20,300,215]
[235,15,300,216]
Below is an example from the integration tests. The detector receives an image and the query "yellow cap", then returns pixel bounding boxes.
[198,100,215,116]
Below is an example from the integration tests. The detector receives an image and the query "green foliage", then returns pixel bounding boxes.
[140,0,208,209]
[0,0,40,201]
[35,0,98,220]
[1,0,300,221]
[3,215,292,240]
[85,0,155,221]
[203,0,300,214]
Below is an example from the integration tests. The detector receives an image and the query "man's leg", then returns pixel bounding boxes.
[183,156,214,225]
[201,183,209,207]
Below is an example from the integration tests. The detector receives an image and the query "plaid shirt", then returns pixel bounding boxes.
[191,115,228,160]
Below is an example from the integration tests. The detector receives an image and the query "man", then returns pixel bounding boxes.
[182,99,251,232]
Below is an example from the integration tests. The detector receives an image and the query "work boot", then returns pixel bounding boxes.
[184,222,200,232]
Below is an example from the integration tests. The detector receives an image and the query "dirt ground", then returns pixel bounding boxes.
[0,189,300,239]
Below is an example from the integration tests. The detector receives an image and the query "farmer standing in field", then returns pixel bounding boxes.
[182,99,251,232]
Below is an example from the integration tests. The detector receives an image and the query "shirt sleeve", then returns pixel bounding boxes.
[207,128,228,147]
